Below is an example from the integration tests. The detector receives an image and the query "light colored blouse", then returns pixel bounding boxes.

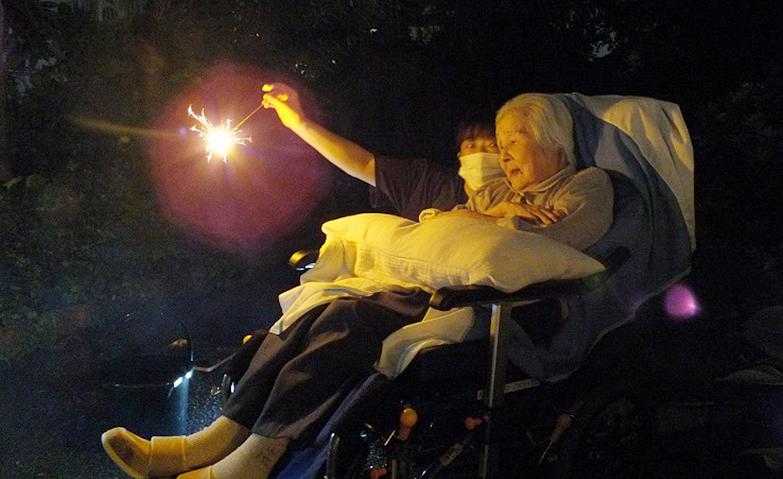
[465,166,614,251]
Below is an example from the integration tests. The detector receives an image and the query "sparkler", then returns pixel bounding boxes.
[187,85,288,162]
[187,105,253,163]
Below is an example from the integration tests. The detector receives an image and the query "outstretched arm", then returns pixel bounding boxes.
[262,83,377,186]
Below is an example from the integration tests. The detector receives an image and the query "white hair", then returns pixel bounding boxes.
[496,94,575,168]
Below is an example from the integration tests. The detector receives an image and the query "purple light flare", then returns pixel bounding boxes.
[664,283,700,320]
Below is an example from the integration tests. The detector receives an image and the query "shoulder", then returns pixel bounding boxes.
[376,156,448,174]
[572,167,610,183]
[468,178,516,211]
[552,167,613,207]
[374,156,446,188]
[563,167,612,192]
[474,177,513,201]
[479,177,509,193]
[374,156,465,217]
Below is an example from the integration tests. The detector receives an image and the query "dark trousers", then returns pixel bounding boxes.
[222,289,430,443]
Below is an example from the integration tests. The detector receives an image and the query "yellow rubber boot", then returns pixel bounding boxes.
[101,416,249,478]
[102,427,186,478]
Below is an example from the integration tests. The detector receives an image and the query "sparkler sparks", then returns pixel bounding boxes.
[188,105,252,163]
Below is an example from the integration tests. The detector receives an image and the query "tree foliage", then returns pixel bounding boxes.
[1,1,781,361]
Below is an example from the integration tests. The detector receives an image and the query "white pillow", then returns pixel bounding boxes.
[320,213,604,293]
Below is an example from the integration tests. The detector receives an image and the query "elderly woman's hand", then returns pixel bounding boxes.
[484,201,564,225]
[424,209,498,223]
[262,83,307,129]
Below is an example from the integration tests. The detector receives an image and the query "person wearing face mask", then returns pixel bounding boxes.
[458,145,504,197]
[416,117,503,221]
[436,93,613,252]
[260,83,502,220]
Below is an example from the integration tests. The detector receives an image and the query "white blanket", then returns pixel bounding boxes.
[276,276,479,377]
[271,213,605,378]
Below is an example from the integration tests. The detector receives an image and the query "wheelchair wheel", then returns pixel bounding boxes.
[221,372,236,401]
[548,382,655,479]
[329,437,481,479]
[325,407,483,479]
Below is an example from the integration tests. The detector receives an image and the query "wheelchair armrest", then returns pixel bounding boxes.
[429,246,630,310]
[288,249,320,271]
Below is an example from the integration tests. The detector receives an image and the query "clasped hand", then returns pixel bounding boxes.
[425,202,562,225]
[483,201,563,225]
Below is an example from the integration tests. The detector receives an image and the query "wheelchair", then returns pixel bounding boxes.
[215,94,780,478]
[223,210,648,479]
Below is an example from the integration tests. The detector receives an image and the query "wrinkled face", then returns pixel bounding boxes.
[496,113,563,191]
[458,134,499,158]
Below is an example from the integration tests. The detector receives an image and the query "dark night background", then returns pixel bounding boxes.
[0,1,782,477]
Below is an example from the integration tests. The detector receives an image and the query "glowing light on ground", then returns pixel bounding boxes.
[188,106,251,163]
[664,283,700,320]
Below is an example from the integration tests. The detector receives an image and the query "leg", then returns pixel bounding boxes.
[252,289,430,441]
[222,304,330,429]
[180,289,430,479]
[101,306,330,479]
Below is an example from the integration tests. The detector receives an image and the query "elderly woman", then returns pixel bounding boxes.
[436,93,613,252]
[101,94,613,479]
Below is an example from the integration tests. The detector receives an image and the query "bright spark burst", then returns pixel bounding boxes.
[188,105,251,163]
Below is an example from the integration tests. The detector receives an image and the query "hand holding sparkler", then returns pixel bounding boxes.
[262,83,306,129]
[261,82,377,185]
[186,83,303,163]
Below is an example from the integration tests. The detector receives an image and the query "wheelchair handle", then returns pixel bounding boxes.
[288,249,320,271]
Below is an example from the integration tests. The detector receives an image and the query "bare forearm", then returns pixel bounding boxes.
[290,119,377,186]
[262,84,377,185]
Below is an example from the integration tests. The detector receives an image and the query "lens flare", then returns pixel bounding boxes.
[664,283,700,320]
[149,63,330,254]
[187,106,251,163]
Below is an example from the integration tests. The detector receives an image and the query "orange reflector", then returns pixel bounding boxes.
[368,467,387,479]
[396,407,419,441]
[400,407,418,428]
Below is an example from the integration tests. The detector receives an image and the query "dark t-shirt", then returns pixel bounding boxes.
[372,156,467,221]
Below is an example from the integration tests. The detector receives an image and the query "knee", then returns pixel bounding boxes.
[316,299,365,327]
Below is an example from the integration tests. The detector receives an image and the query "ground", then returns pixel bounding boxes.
[0,339,226,478]
[1,319,781,478]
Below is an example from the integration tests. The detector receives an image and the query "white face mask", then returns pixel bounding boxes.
[458,152,503,191]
